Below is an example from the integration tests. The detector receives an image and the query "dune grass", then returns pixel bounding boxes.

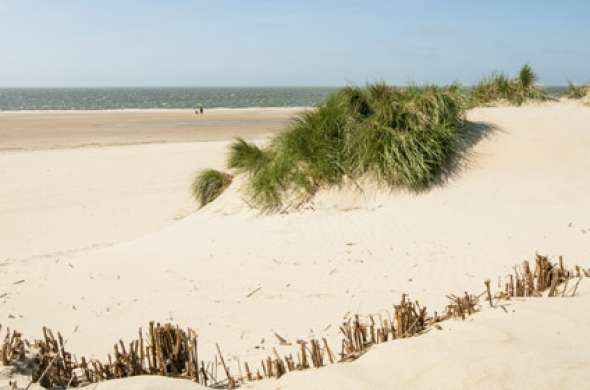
[191,65,555,212]
[226,83,465,211]
[567,81,588,99]
[470,64,545,107]
[192,169,233,208]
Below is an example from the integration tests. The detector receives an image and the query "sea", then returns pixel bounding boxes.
[0,87,339,111]
[0,86,567,111]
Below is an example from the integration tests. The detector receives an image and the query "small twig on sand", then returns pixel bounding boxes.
[65,374,75,390]
[273,331,291,346]
[484,280,493,307]
[246,287,262,298]
[561,278,569,297]
[570,277,583,297]
[215,343,235,389]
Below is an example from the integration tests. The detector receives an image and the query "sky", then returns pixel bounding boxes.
[0,0,588,87]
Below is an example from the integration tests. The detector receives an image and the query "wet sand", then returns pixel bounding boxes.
[0,107,304,151]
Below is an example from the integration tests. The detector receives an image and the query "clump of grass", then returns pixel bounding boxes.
[470,64,544,107]
[567,81,588,99]
[518,64,537,91]
[226,83,466,211]
[191,169,233,208]
[228,138,269,173]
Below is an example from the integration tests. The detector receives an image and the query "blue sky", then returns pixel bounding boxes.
[1,0,588,87]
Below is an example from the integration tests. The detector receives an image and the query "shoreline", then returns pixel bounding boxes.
[0,107,306,151]
[0,138,241,153]
[0,106,311,114]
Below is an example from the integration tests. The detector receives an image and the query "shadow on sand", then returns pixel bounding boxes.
[438,120,502,186]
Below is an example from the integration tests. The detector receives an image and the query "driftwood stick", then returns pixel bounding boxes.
[571,277,583,297]
[244,361,252,381]
[484,279,493,307]
[548,268,560,297]
[322,338,335,364]
[561,277,569,297]
[246,287,262,298]
[215,343,234,389]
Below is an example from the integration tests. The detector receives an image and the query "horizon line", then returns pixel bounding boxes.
[0,84,573,89]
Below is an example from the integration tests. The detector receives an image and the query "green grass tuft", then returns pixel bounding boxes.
[470,64,544,107]
[226,83,466,211]
[191,66,561,211]
[518,64,537,90]
[567,81,588,99]
[227,138,269,173]
[192,169,233,208]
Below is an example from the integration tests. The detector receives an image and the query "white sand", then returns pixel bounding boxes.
[0,142,227,261]
[1,102,590,389]
[253,282,590,390]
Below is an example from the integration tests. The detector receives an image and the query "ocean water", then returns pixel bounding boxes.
[0,86,568,111]
[0,87,339,111]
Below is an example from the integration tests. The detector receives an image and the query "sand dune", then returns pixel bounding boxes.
[1,102,590,389]
[36,289,590,390]
[0,141,227,260]
[252,283,590,390]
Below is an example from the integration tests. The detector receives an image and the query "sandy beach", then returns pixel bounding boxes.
[0,108,300,261]
[1,101,590,389]
[0,108,301,151]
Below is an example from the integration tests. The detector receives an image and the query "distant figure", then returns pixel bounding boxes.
[199,105,204,115]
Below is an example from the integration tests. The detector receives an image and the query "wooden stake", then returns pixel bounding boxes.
[322,338,334,364]
[215,343,234,389]
[484,279,493,307]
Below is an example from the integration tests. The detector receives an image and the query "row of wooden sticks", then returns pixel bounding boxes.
[1,254,588,389]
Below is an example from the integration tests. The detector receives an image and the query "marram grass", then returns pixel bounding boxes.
[227,83,466,212]
[228,138,270,174]
[567,81,589,99]
[470,64,545,107]
[192,169,233,208]
[192,65,552,212]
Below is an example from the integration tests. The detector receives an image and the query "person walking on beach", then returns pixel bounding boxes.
[199,105,204,115]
